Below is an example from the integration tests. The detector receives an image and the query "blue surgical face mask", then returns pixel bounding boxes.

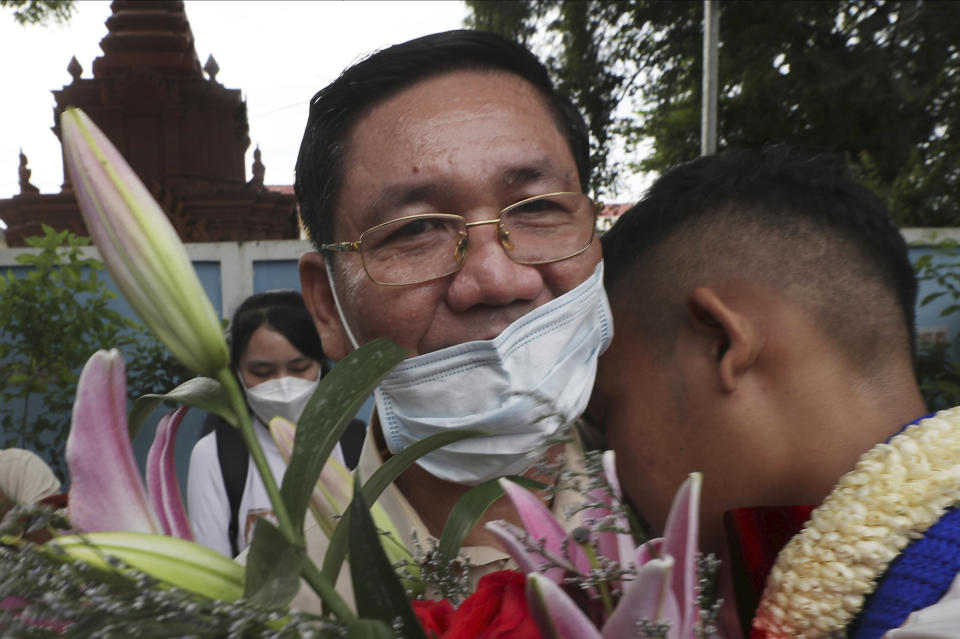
[327,260,613,484]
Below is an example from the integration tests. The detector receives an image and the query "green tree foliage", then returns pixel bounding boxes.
[466,1,960,225]
[0,226,189,478]
[914,241,960,410]
[0,0,74,25]
[468,1,625,196]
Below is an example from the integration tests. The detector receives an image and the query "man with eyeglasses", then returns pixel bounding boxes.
[293,30,612,607]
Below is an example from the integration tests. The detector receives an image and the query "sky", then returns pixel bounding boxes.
[0,1,469,224]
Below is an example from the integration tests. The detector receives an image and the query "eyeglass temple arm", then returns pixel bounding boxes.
[319,241,361,253]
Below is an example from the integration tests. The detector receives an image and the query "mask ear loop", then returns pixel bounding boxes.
[324,255,361,352]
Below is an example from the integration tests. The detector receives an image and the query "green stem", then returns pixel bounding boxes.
[215,368,298,544]
[582,542,614,616]
[301,556,357,623]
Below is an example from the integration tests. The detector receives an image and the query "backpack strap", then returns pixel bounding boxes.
[214,419,249,557]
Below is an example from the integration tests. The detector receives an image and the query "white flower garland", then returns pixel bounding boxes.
[753,406,960,638]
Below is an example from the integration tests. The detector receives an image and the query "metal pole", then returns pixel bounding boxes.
[701,0,719,156]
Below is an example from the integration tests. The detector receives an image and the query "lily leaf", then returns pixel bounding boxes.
[270,417,412,574]
[129,376,238,439]
[321,428,484,585]
[242,518,302,607]
[437,475,545,563]
[348,474,427,639]
[347,619,396,639]
[280,337,408,544]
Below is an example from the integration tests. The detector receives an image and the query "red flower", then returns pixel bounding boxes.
[413,598,454,638]
[413,570,542,639]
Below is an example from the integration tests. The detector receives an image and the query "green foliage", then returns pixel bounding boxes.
[0,226,188,478]
[320,428,483,590]
[348,478,426,639]
[0,0,74,25]
[122,328,193,402]
[281,337,408,545]
[467,0,626,196]
[466,1,960,224]
[913,239,960,410]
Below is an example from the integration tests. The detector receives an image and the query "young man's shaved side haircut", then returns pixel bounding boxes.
[602,147,918,370]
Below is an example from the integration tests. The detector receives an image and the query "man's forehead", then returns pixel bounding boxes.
[329,70,576,232]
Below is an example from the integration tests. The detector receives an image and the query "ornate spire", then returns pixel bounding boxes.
[249,145,265,188]
[92,0,202,78]
[67,56,83,82]
[18,149,39,195]
[203,54,219,83]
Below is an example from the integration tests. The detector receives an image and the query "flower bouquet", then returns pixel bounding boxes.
[0,108,722,639]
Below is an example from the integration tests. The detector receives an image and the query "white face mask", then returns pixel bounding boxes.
[327,259,613,485]
[243,376,320,426]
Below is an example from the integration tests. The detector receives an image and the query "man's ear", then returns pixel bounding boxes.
[299,251,351,362]
[686,286,762,393]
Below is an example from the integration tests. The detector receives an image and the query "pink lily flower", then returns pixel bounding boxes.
[486,451,638,596]
[487,451,703,639]
[66,349,193,539]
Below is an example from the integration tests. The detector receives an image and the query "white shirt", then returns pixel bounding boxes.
[885,572,960,638]
[186,417,343,557]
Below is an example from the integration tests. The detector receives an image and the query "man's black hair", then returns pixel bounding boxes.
[295,29,590,246]
[602,146,918,365]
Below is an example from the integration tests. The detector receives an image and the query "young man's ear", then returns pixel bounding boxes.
[686,286,762,393]
[299,251,351,362]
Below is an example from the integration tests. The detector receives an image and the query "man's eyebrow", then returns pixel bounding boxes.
[366,184,442,218]
[362,163,566,219]
[503,166,547,187]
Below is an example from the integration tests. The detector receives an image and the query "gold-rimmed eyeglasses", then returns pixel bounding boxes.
[320,192,601,286]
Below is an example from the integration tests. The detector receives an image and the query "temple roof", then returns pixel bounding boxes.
[92,0,202,78]
[0,0,299,247]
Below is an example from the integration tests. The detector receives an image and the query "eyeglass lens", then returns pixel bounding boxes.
[359,193,595,285]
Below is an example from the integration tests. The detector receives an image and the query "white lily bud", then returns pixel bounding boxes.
[60,107,228,377]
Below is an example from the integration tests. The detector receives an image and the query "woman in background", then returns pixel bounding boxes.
[187,290,340,557]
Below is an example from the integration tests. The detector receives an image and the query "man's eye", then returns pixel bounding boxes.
[368,217,455,251]
[511,197,565,215]
[390,218,446,239]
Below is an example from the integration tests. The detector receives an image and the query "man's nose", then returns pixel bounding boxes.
[445,219,542,311]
